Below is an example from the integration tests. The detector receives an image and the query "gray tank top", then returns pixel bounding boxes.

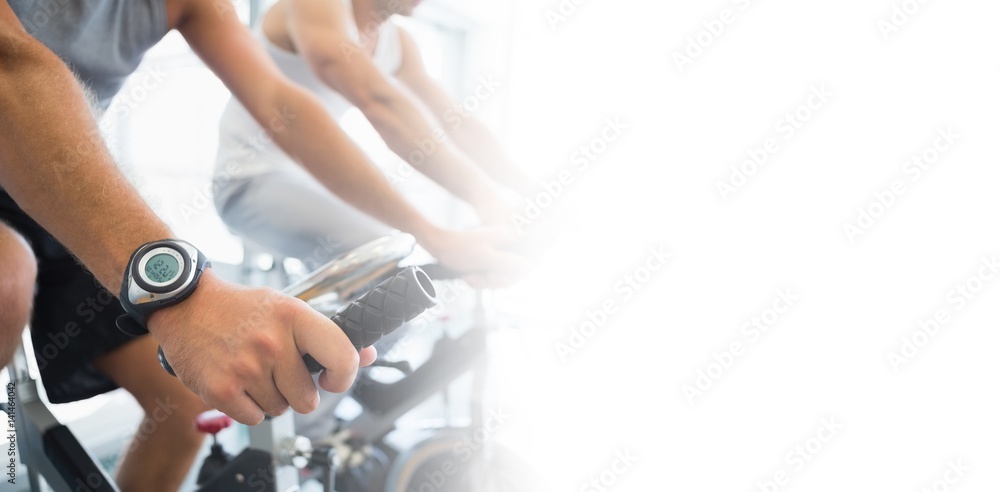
[10,0,169,110]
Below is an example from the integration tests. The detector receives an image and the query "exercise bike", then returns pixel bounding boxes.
[7,233,541,491]
[190,234,544,491]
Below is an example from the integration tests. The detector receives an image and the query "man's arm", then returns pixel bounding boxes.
[0,3,370,425]
[176,0,527,277]
[176,1,438,242]
[0,9,169,289]
[281,0,512,221]
[394,29,536,196]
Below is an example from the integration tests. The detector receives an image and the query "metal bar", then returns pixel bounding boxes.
[283,234,416,303]
[245,415,298,491]
[8,340,118,492]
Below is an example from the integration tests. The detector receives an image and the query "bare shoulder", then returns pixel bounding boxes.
[283,0,358,57]
[393,23,425,76]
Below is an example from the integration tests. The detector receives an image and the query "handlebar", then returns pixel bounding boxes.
[285,234,418,304]
[301,266,437,373]
[153,233,464,376]
[158,266,439,376]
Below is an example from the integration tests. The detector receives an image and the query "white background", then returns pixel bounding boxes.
[501,0,1000,490]
[7,0,1000,491]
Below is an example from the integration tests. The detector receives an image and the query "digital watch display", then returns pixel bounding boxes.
[144,252,181,284]
[117,239,210,336]
[134,245,190,293]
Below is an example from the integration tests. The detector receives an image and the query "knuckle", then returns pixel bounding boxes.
[273,295,305,324]
[231,360,262,381]
[206,381,239,404]
[329,347,360,376]
[252,332,282,358]
[326,378,350,394]
[265,403,288,417]
[326,364,359,394]
[237,410,265,427]
[342,349,360,370]
[295,393,319,414]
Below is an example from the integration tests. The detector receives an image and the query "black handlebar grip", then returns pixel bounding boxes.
[158,266,438,376]
[302,266,438,373]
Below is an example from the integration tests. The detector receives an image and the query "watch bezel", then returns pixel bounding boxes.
[132,243,193,294]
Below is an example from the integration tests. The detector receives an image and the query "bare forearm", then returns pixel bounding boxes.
[250,87,441,240]
[0,33,172,289]
[325,70,505,211]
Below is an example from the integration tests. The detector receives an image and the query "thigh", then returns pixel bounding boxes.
[0,217,36,290]
[0,217,37,363]
[0,187,140,403]
[218,169,394,269]
[91,335,208,416]
[30,251,146,403]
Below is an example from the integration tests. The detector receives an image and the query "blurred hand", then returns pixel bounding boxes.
[421,226,532,289]
[475,198,516,227]
[147,270,376,425]
[504,185,583,260]
[472,190,558,262]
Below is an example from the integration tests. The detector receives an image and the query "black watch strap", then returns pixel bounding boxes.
[117,240,210,336]
[116,314,150,337]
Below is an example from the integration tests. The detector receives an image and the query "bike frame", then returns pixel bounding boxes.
[6,234,420,492]
[8,336,118,492]
[199,234,423,492]
[8,232,506,492]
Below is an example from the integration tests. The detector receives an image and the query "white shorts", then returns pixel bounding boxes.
[213,165,393,270]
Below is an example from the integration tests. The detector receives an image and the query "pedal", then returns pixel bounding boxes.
[196,410,233,434]
[310,445,337,492]
[195,410,235,487]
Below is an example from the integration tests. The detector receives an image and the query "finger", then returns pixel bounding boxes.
[172,351,267,425]
[359,346,377,367]
[272,349,320,414]
[203,390,266,426]
[318,365,359,394]
[292,303,361,394]
[245,377,291,417]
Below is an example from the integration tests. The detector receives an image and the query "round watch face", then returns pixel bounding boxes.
[136,246,189,291]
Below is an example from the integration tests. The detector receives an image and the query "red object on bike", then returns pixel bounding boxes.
[195,410,233,435]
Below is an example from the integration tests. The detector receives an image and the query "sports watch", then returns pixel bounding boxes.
[116,239,210,336]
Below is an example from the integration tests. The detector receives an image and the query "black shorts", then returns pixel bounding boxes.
[0,188,143,404]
